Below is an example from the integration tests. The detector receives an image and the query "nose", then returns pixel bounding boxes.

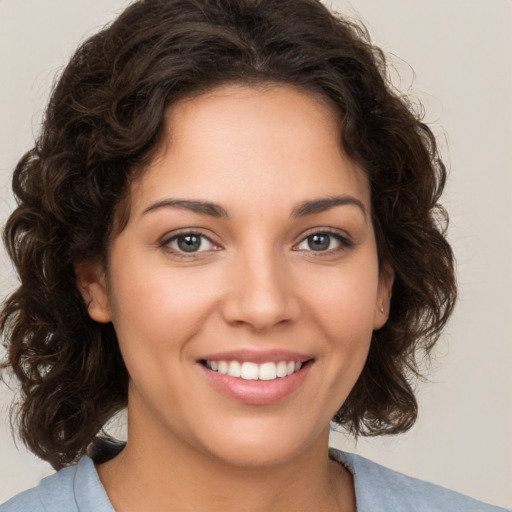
[220,247,300,332]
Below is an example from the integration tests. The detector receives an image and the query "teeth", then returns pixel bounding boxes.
[241,362,259,380]
[259,362,277,381]
[276,361,288,378]
[206,360,305,381]
[228,361,241,378]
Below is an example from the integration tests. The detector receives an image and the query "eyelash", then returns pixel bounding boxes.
[294,228,354,254]
[160,230,218,257]
[160,228,353,257]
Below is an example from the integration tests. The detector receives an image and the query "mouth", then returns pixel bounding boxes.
[197,354,314,405]
[200,359,307,381]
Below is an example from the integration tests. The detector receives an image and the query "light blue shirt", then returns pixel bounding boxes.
[1,449,509,511]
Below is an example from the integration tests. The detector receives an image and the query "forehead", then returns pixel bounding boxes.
[164,83,343,156]
[129,83,370,217]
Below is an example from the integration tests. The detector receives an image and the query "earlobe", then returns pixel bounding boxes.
[373,262,394,330]
[74,260,112,323]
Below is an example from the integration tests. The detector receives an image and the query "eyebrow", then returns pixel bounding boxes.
[142,199,229,218]
[142,194,367,219]
[291,195,367,219]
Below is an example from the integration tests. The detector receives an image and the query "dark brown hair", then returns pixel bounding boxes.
[1,0,456,470]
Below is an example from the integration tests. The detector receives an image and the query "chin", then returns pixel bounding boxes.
[193,415,328,469]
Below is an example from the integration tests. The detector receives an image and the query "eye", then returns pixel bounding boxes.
[295,231,351,252]
[163,232,217,254]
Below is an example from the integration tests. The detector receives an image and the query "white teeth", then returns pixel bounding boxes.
[241,362,259,380]
[206,359,305,381]
[259,362,277,381]
[276,361,288,378]
[227,361,241,378]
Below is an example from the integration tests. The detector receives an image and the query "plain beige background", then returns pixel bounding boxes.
[0,0,511,507]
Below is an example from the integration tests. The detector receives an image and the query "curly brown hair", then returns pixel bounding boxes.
[1,0,456,470]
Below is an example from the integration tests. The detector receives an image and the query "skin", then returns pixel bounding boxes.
[77,83,393,512]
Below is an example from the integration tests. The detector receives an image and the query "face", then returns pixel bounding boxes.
[78,84,393,468]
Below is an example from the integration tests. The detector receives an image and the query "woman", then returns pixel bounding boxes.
[0,0,508,510]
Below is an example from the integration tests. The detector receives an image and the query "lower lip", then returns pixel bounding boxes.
[198,361,313,405]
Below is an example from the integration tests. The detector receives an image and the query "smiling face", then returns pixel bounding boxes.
[78,83,393,469]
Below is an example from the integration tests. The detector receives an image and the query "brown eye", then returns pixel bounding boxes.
[307,234,331,251]
[295,230,353,253]
[163,232,216,254]
[177,234,202,252]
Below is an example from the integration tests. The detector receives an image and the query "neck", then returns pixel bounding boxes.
[96,420,354,512]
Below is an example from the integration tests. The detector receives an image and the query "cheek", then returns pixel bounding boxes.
[300,253,380,331]
[299,254,379,383]
[107,258,222,355]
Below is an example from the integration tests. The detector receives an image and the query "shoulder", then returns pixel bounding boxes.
[0,463,77,512]
[1,456,113,512]
[330,449,509,512]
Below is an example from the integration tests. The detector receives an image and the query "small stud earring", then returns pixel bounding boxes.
[379,306,384,313]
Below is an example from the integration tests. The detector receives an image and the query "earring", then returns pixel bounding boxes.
[379,306,384,313]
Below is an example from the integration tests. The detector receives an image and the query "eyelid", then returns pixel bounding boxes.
[158,227,353,255]
[159,229,222,254]
[293,227,354,252]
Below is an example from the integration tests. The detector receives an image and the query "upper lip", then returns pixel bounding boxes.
[199,349,312,364]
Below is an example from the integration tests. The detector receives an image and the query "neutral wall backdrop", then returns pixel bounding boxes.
[0,0,510,507]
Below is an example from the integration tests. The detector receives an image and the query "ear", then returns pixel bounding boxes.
[75,259,112,323]
[373,262,394,330]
